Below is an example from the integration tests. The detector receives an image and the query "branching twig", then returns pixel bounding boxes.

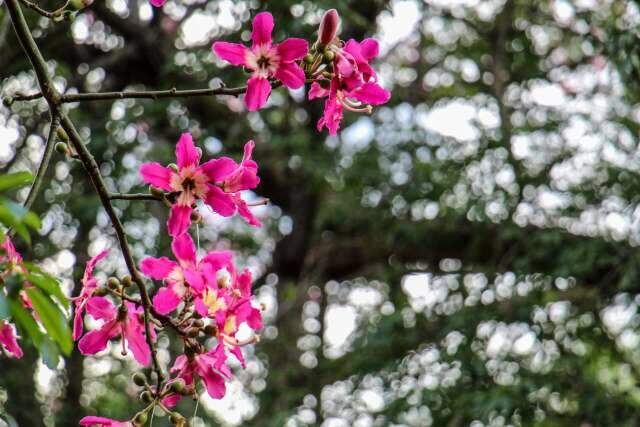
[11,83,281,103]
[17,0,69,20]
[4,0,166,386]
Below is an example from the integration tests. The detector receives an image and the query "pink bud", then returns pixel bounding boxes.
[318,9,340,45]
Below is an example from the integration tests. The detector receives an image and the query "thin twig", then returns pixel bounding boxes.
[109,192,162,201]
[17,0,69,19]
[23,115,59,211]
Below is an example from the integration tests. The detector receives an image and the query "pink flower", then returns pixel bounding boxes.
[78,297,153,366]
[213,12,308,111]
[140,133,261,236]
[215,140,262,227]
[148,0,165,6]
[79,416,133,427]
[195,261,263,368]
[73,250,109,340]
[318,9,340,46]
[140,232,233,315]
[0,236,25,274]
[0,320,23,358]
[170,350,228,400]
[310,37,390,135]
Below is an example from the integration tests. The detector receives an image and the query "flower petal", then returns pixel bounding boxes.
[360,38,380,60]
[73,307,85,341]
[233,194,261,227]
[0,321,23,358]
[171,233,197,265]
[201,251,233,271]
[244,76,272,111]
[308,81,330,100]
[140,162,173,192]
[153,287,182,315]
[275,38,308,62]
[140,256,178,280]
[86,296,117,321]
[275,62,305,89]
[78,320,118,355]
[183,268,204,293]
[167,205,192,237]
[175,132,200,169]
[351,82,391,105]
[200,367,226,399]
[200,158,238,182]
[251,12,274,48]
[204,185,237,217]
[212,42,250,66]
[123,321,151,366]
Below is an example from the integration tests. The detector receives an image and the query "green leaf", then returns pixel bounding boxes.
[26,272,69,309]
[25,288,72,355]
[0,292,9,319]
[40,336,61,369]
[0,205,30,244]
[9,299,43,349]
[0,172,33,193]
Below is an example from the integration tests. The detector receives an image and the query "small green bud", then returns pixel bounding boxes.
[70,0,93,10]
[57,128,69,142]
[63,10,76,21]
[133,412,148,425]
[94,287,108,297]
[122,275,133,287]
[107,277,120,290]
[303,54,315,64]
[132,372,146,387]
[2,97,14,107]
[170,379,186,393]
[140,390,153,403]
[323,50,335,62]
[168,163,179,173]
[55,142,68,155]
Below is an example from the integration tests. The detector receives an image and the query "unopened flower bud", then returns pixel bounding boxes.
[168,163,179,173]
[170,412,186,426]
[323,50,335,62]
[170,379,186,393]
[187,328,200,338]
[57,128,69,142]
[107,277,120,290]
[139,390,153,403]
[63,10,76,21]
[318,9,340,46]
[133,412,148,426]
[132,372,146,386]
[55,142,68,155]
[2,97,14,107]
[94,287,108,297]
[122,275,133,287]
[190,211,202,223]
[303,54,315,64]
[70,0,93,10]
[192,319,204,328]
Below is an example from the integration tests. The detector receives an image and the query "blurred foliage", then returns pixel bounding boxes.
[3,0,640,426]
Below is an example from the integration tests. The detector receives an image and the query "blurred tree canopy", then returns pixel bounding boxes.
[3,0,640,426]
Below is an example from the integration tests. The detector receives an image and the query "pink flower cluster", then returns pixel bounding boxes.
[141,231,262,402]
[211,10,390,134]
[140,133,260,237]
[0,237,27,358]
